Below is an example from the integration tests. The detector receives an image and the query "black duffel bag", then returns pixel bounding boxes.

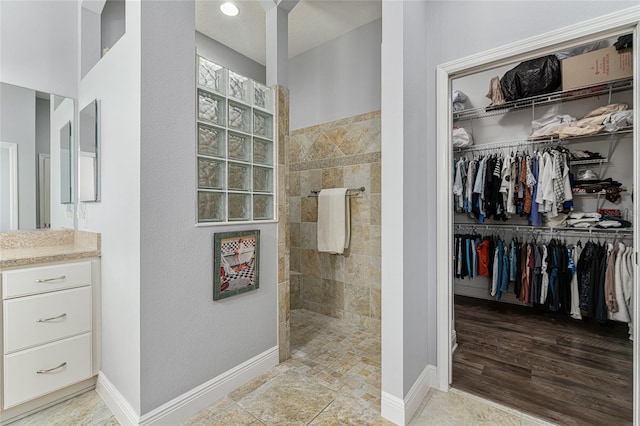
[500,55,561,102]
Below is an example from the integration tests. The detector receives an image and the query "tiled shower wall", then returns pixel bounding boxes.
[276,86,290,362]
[289,111,381,334]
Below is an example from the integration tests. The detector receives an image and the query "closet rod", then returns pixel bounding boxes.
[308,186,365,197]
[454,223,633,237]
[453,128,633,154]
[454,139,547,154]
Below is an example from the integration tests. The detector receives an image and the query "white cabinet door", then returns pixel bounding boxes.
[3,333,92,408]
[2,261,91,299]
[4,286,92,354]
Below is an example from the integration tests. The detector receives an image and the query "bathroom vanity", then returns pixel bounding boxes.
[0,230,100,424]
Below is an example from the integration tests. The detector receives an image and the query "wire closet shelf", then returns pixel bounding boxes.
[452,77,633,121]
[453,128,633,155]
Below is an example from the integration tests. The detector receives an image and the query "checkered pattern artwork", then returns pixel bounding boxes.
[221,237,257,254]
[214,231,261,300]
[221,267,255,284]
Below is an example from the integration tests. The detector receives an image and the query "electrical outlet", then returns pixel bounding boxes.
[78,204,88,227]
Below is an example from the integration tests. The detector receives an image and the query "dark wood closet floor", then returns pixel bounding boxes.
[452,295,633,426]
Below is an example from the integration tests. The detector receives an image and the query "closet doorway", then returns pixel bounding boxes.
[435,9,639,426]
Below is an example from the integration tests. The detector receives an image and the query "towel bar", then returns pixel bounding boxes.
[308,186,365,197]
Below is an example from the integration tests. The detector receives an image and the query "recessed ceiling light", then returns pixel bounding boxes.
[220,2,239,17]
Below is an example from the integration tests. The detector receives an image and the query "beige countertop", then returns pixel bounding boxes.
[0,230,101,269]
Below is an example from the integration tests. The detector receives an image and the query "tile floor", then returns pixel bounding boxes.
[10,309,555,425]
[9,390,117,426]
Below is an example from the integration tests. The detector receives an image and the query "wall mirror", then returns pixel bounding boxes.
[79,99,100,202]
[0,82,75,231]
[59,121,74,204]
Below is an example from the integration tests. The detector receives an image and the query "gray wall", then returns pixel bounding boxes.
[0,0,78,99]
[196,31,266,84]
[101,0,126,55]
[402,1,429,396]
[0,83,36,230]
[390,0,638,398]
[288,19,381,131]
[140,1,277,414]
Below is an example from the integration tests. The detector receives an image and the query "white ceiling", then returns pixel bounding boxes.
[195,0,382,66]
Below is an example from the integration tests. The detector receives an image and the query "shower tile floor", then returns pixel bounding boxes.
[11,309,554,425]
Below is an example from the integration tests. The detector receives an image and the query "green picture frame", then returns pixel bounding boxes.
[213,230,260,300]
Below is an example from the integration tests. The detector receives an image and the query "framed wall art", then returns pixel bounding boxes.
[213,230,260,300]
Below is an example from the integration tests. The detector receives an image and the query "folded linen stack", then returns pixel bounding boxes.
[528,103,632,139]
[566,211,601,228]
[598,215,632,228]
[558,103,628,138]
[603,110,633,132]
[529,114,576,139]
[571,176,623,203]
[570,150,604,160]
[561,212,632,229]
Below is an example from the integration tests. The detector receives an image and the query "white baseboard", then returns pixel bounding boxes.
[97,346,279,426]
[381,391,405,425]
[96,373,139,426]
[381,364,437,426]
[404,365,437,424]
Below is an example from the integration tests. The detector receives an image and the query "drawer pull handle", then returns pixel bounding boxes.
[37,313,67,323]
[35,275,66,283]
[36,362,67,374]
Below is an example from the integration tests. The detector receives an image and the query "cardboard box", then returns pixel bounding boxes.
[561,46,633,90]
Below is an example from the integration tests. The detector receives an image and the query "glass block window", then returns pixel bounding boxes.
[196,55,276,223]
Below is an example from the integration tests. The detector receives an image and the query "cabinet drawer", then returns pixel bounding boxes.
[2,261,92,299]
[4,286,92,354]
[4,333,92,408]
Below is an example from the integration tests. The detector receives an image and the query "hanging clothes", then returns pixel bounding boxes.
[595,243,610,323]
[454,148,575,226]
[610,242,631,323]
[530,243,542,306]
[454,228,634,338]
[540,244,549,304]
[529,155,543,226]
[569,242,582,320]
[477,238,492,277]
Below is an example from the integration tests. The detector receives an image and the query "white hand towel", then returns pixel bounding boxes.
[317,188,350,254]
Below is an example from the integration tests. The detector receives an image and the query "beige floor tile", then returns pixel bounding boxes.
[91,416,120,426]
[11,391,114,426]
[309,393,393,426]
[521,414,560,426]
[238,371,336,425]
[410,390,521,426]
[228,369,282,402]
[180,396,237,425]
[183,401,264,426]
[9,309,546,426]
